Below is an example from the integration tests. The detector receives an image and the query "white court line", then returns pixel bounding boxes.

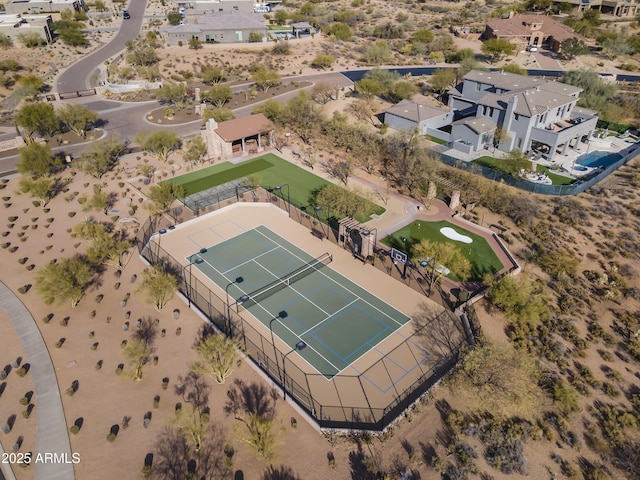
[299,298,358,337]
[254,226,409,327]
[197,241,343,374]
[221,244,281,275]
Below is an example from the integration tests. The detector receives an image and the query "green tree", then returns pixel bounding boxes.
[486,274,550,326]
[202,107,235,122]
[502,149,532,175]
[561,69,617,112]
[282,90,325,144]
[481,38,516,63]
[147,182,185,217]
[137,265,179,311]
[362,40,391,64]
[251,65,281,92]
[274,8,288,25]
[559,37,589,60]
[18,176,57,207]
[248,31,264,42]
[135,130,181,163]
[35,256,94,308]
[354,78,384,98]
[16,102,59,139]
[430,69,457,99]
[200,64,226,84]
[125,40,159,66]
[188,37,203,50]
[167,11,183,25]
[58,25,89,47]
[453,340,540,417]
[156,82,188,109]
[202,84,231,108]
[190,332,240,384]
[74,219,131,268]
[412,28,434,44]
[82,185,115,214]
[76,136,127,179]
[173,372,211,452]
[253,99,284,123]
[56,104,99,137]
[183,136,208,164]
[315,184,371,218]
[325,22,352,41]
[412,239,471,289]
[123,337,155,380]
[93,1,107,11]
[311,53,336,70]
[388,80,417,102]
[601,36,632,59]
[17,143,61,177]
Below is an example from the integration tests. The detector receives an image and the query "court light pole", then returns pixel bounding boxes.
[186,248,207,308]
[282,341,307,401]
[274,184,290,217]
[313,205,328,239]
[225,276,244,334]
[269,310,288,381]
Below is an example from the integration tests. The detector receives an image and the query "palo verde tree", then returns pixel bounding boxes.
[251,65,281,92]
[137,265,179,311]
[56,104,99,137]
[202,84,232,109]
[183,136,208,165]
[315,184,372,218]
[16,102,59,140]
[123,318,158,380]
[155,82,189,109]
[135,130,181,163]
[75,136,127,179]
[18,176,60,207]
[173,372,212,452]
[35,255,94,308]
[73,219,132,268]
[481,38,515,63]
[412,239,471,289]
[16,143,62,178]
[147,182,185,218]
[190,329,240,384]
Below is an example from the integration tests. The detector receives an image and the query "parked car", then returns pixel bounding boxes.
[123,10,130,19]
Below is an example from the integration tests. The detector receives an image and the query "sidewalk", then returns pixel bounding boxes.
[0,283,75,480]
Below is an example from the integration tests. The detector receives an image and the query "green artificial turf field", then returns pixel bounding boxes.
[381,220,504,281]
[168,154,385,222]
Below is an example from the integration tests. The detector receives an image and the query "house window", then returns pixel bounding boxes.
[514,113,519,121]
[516,137,522,149]
[557,107,562,115]
[475,83,481,92]
[489,107,494,117]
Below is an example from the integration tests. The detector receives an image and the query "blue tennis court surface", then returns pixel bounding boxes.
[188,225,412,378]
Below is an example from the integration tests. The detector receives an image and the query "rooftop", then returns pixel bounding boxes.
[214,113,274,142]
[486,14,587,43]
[453,116,496,134]
[464,70,546,92]
[384,99,451,122]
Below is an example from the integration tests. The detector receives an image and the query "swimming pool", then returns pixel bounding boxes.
[576,151,623,168]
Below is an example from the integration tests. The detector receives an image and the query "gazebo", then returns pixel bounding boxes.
[291,21,314,37]
[203,114,274,159]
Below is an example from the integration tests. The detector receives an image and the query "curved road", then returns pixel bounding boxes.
[56,0,148,93]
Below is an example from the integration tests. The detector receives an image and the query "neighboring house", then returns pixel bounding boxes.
[203,114,274,159]
[447,70,598,161]
[0,14,53,44]
[162,11,267,44]
[171,0,254,14]
[483,13,589,52]
[384,99,453,141]
[552,0,637,16]
[5,0,84,14]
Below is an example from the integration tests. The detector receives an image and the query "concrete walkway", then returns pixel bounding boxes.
[0,283,75,480]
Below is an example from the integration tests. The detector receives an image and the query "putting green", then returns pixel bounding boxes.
[381,220,504,281]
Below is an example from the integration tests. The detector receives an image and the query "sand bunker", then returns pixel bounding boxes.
[440,227,473,244]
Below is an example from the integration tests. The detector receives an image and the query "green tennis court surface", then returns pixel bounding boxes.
[188,225,412,378]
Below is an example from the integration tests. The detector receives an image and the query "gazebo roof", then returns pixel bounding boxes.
[214,114,274,142]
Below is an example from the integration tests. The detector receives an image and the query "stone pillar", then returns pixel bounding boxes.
[427,181,437,201]
[450,190,460,211]
[194,87,201,103]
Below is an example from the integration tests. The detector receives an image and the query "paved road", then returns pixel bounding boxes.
[56,0,148,93]
[0,283,74,480]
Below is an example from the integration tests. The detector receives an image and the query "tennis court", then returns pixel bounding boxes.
[188,225,412,378]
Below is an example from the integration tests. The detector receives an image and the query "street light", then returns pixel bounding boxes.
[225,276,244,334]
[269,310,288,380]
[313,205,328,239]
[185,248,207,308]
[282,340,307,401]
[274,184,290,217]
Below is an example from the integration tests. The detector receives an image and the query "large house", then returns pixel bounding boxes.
[483,13,588,53]
[552,0,638,16]
[170,0,254,14]
[4,0,84,14]
[161,11,267,44]
[383,99,453,138]
[447,70,598,161]
[0,14,53,44]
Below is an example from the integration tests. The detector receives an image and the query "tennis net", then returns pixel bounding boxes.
[240,252,333,307]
